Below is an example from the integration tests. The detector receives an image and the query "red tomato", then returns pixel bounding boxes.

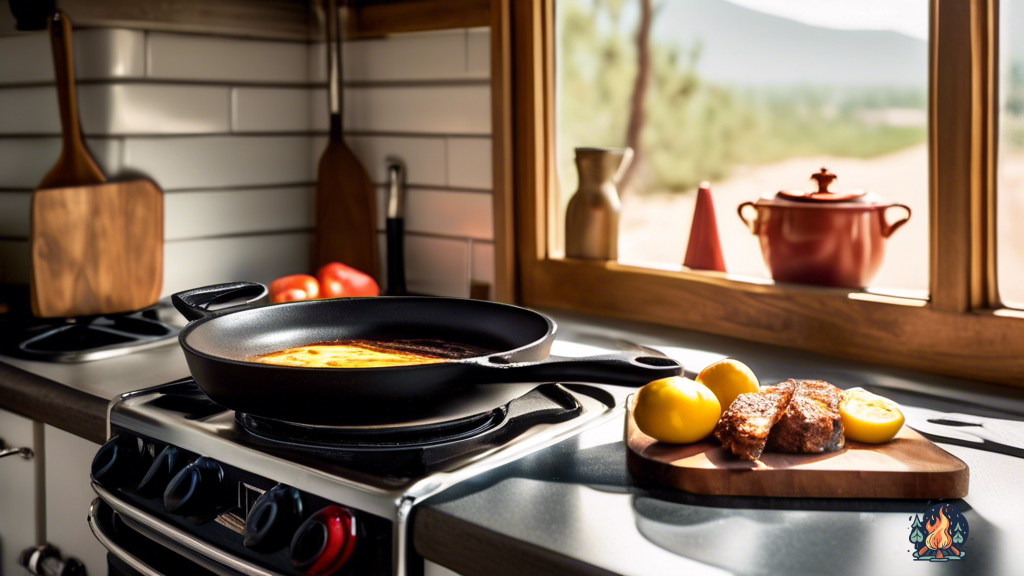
[317,262,379,298]
[269,274,320,303]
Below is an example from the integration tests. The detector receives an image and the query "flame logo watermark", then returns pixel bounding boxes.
[911,503,968,561]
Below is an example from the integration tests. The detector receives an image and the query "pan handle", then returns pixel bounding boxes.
[171,282,269,322]
[472,351,683,387]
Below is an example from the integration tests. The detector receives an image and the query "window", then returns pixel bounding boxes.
[1000,0,1024,307]
[494,0,1024,388]
[554,0,930,294]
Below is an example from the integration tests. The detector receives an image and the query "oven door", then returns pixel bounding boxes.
[88,498,286,576]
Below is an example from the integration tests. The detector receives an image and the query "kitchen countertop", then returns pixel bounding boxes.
[1,307,1022,574]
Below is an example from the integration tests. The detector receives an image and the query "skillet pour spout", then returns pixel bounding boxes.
[171,282,682,425]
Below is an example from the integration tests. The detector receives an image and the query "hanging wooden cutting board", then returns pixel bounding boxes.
[30,11,163,318]
[625,396,969,499]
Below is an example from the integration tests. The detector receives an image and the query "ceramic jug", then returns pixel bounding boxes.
[565,147,633,260]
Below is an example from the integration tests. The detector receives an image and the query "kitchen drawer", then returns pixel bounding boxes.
[0,409,41,576]
[45,425,106,576]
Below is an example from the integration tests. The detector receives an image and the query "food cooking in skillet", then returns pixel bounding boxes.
[252,339,492,368]
[633,359,905,461]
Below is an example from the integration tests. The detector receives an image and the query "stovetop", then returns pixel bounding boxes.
[108,378,621,518]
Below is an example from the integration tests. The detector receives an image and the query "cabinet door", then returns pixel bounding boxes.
[44,425,107,576]
[0,409,41,576]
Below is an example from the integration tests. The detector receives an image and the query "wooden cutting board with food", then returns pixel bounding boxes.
[626,360,969,499]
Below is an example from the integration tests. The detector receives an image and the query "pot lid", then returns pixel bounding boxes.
[762,168,882,206]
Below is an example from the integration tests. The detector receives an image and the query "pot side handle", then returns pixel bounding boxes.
[881,204,912,238]
[737,201,758,234]
[171,282,269,322]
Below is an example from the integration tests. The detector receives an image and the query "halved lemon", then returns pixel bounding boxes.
[840,387,905,444]
[633,377,721,444]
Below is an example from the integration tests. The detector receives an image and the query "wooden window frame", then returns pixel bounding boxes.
[490,0,1024,388]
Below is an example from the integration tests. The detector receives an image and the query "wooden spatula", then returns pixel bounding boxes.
[315,0,378,278]
[30,11,163,318]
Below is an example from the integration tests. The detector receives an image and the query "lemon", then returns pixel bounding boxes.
[696,359,760,411]
[633,377,721,444]
[840,387,905,444]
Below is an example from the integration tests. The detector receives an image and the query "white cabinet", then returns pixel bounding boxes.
[0,409,41,576]
[44,425,106,576]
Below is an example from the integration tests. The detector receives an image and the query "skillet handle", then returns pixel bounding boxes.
[172,282,269,322]
[476,352,683,387]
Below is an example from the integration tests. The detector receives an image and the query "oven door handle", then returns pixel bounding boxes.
[93,483,286,576]
[88,498,167,576]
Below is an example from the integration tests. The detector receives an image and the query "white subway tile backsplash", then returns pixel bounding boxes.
[0,87,60,134]
[404,235,469,298]
[83,84,231,134]
[348,136,447,186]
[310,30,479,84]
[0,239,29,284]
[466,29,490,78]
[165,186,314,240]
[447,137,492,189]
[232,88,310,132]
[346,86,490,135]
[0,84,230,135]
[471,241,495,285]
[403,189,493,240]
[162,232,313,296]
[310,88,329,132]
[0,193,31,238]
[123,136,311,190]
[147,33,308,83]
[0,137,121,189]
[0,29,145,84]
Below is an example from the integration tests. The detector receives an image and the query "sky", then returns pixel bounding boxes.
[724,0,929,41]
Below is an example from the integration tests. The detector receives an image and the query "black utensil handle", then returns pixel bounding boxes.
[386,217,407,295]
[172,282,268,322]
[475,352,682,386]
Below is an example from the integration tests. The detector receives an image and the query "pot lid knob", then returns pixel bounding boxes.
[776,167,869,203]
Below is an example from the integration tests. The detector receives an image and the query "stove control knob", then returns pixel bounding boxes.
[244,484,304,551]
[163,457,225,516]
[137,446,188,498]
[289,505,358,575]
[91,435,143,487]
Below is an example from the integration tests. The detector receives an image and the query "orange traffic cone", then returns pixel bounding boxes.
[683,182,726,272]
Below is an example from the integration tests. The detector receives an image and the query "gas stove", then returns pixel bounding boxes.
[88,378,620,576]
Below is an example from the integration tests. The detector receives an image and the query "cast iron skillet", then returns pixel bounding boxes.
[172,282,682,425]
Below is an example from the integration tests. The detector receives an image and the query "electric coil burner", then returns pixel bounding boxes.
[88,377,621,576]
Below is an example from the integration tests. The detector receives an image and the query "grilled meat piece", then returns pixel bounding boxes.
[714,381,796,460]
[766,379,845,453]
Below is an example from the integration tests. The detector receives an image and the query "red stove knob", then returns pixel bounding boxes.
[289,505,358,575]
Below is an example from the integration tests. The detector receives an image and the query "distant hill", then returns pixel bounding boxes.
[653,0,928,87]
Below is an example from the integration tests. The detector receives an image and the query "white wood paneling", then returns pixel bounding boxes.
[0,410,41,576]
[404,234,470,298]
[44,426,106,576]
[0,29,145,84]
[0,138,121,189]
[447,137,492,189]
[162,232,313,295]
[345,85,491,135]
[146,32,308,83]
[123,135,312,189]
[165,186,314,240]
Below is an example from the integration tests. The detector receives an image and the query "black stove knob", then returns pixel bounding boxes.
[91,435,143,487]
[137,446,188,498]
[290,505,358,576]
[244,484,304,551]
[163,457,225,516]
